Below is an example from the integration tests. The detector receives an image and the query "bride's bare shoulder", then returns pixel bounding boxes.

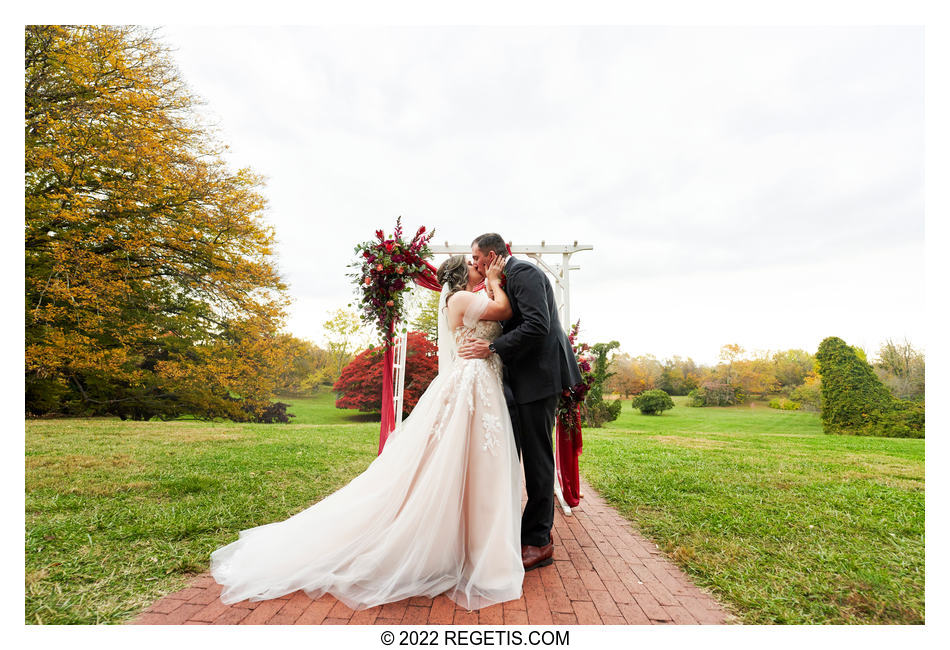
[445,290,476,307]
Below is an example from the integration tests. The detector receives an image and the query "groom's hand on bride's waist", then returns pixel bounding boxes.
[457,337,493,359]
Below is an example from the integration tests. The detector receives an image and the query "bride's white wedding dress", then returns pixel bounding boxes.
[210,292,524,611]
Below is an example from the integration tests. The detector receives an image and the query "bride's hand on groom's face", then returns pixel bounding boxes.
[458,337,492,359]
[486,254,504,283]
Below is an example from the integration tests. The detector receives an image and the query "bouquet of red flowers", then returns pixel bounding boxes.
[557,320,594,441]
[350,217,435,342]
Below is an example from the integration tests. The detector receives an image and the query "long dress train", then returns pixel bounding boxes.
[210,293,524,610]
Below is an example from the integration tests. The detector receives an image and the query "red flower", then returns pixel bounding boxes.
[353,221,434,342]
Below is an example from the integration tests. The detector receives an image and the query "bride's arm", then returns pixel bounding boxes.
[447,288,511,327]
[479,255,512,321]
[447,257,512,340]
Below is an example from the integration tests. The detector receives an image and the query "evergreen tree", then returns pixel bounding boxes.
[816,336,922,438]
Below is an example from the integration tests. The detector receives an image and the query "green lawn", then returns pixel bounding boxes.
[580,396,924,624]
[25,393,924,624]
[272,391,380,425]
[25,392,380,625]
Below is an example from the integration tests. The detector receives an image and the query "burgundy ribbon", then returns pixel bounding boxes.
[555,405,583,507]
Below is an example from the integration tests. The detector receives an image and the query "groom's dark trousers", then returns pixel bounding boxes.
[492,257,582,548]
[506,390,559,546]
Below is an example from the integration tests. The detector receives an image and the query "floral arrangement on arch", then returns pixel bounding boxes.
[349,216,435,341]
[557,320,594,440]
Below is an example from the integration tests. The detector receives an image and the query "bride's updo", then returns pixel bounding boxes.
[437,255,469,306]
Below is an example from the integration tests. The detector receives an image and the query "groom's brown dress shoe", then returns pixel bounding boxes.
[521,539,554,572]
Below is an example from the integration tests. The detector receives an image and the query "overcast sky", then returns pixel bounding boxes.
[160,25,923,365]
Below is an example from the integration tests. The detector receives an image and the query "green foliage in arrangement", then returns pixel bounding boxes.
[815,337,924,438]
[631,389,675,415]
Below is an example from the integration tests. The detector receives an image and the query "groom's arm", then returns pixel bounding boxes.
[490,264,550,364]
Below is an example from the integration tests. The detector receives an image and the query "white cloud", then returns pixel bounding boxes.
[160,25,924,364]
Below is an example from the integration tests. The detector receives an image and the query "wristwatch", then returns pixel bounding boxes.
[488,342,497,355]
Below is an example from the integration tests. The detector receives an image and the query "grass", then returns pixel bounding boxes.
[580,396,924,624]
[25,392,924,624]
[25,391,379,625]
[272,390,380,425]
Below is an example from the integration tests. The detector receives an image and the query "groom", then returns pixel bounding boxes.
[458,233,582,571]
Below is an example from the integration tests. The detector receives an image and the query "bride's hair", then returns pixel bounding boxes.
[437,255,469,307]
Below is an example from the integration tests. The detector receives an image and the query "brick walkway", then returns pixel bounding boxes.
[130,477,735,625]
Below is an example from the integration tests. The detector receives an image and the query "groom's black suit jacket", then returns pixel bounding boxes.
[490,257,582,405]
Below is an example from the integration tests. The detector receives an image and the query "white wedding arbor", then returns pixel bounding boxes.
[391,241,593,514]
[431,241,593,335]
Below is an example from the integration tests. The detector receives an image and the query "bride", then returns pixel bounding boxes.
[210,254,524,611]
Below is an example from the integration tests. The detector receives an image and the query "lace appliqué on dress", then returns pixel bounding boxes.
[430,320,505,442]
[481,413,502,456]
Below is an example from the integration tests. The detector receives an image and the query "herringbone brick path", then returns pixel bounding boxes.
[130,477,736,625]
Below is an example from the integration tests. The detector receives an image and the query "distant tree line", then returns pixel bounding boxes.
[603,337,923,438]
[606,345,818,406]
[606,339,922,409]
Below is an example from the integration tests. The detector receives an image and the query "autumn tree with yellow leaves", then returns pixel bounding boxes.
[25,25,293,420]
